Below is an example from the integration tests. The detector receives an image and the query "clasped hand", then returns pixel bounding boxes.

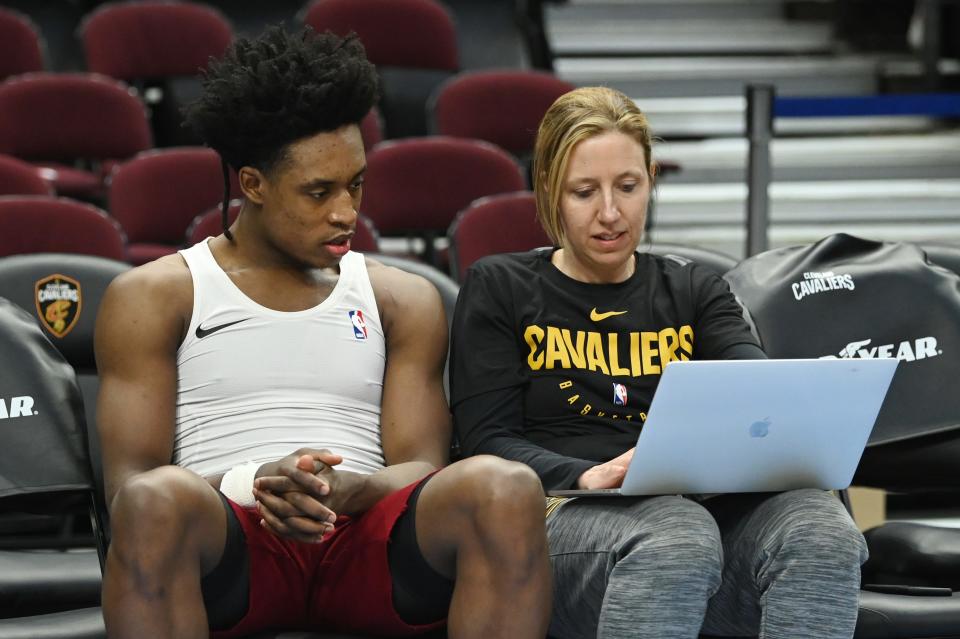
[252,448,361,543]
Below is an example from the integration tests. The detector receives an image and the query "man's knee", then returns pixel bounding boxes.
[766,489,868,567]
[454,455,545,522]
[620,497,723,577]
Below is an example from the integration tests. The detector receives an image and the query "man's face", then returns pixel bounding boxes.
[255,125,367,269]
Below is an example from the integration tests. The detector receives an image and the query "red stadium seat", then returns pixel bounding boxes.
[186,200,381,254]
[302,0,457,71]
[363,136,524,235]
[0,196,126,260]
[109,147,240,265]
[79,1,233,81]
[447,191,549,280]
[0,8,44,81]
[0,73,152,199]
[360,107,385,152]
[431,70,575,158]
[0,154,53,196]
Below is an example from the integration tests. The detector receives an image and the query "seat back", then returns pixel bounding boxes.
[0,154,53,196]
[639,242,739,277]
[724,234,960,489]
[431,70,574,157]
[80,1,232,80]
[109,147,240,247]
[0,73,151,163]
[448,191,550,280]
[0,196,126,260]
[0,8,44,81]
[363,137,525,236]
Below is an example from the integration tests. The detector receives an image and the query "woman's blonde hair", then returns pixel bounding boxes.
[532,86,655,246]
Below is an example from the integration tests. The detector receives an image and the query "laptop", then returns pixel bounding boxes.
[548,358,898,497]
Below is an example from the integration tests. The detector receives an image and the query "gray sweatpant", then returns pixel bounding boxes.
[545,489,868,639]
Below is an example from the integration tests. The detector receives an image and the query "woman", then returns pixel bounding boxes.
[450,86,868,638]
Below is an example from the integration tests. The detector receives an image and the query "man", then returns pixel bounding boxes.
[95,26,550,639]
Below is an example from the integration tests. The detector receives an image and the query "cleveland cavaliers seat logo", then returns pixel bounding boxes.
[35,274,82,338]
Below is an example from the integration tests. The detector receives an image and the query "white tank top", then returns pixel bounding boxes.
[174,240,386,477]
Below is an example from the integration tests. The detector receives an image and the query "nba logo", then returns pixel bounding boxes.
[348,310,367,340]
[613,383,627,406]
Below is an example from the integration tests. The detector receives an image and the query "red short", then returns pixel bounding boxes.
[212,476,444,638]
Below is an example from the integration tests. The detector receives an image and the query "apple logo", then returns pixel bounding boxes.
[749,418,771,438]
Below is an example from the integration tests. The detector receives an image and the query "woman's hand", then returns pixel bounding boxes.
[576,447,635,489]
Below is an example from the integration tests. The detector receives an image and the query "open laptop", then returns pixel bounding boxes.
[548,358,898,497]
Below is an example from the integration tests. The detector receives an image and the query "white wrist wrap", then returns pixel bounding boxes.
[219,462,259,507]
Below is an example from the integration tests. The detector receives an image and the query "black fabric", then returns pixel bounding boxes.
[451,248,761,490]
[200,492,249,631]
[725,234,960,447]
[0,297,90,499]
[388,476,454,625]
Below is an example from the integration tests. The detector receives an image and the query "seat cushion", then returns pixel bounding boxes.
[863,522,960,590]
[0,606,104,639]
[856,588,960,638]
[0,549,101,616]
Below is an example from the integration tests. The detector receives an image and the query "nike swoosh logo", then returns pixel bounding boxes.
[195,318,250,339]
[590,308,628,322]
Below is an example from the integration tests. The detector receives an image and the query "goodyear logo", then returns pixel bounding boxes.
[35,274,82,338]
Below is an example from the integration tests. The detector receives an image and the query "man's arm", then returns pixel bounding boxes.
[95,259,192,510]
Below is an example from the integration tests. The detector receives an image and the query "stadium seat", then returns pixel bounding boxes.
[725,233,960,638]
[359,107,384,152]
[447,191,549,280]
[0,154,53,196]
[0,297,107,632]
[0,196,126,261]
[79,0,233,147]
[363,137,525,264]
[430,70,574,160]
[185,200,381,254]
[0,73,152,199]
[302,0,459,138]
[109,147,240,265]
[0,8,44,81]
[638,242,739,276]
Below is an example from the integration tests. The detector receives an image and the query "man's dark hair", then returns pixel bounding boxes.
[182,26,379,238]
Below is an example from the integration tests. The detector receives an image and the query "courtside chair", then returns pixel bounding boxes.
[108,147,240,265]
[0,8,44,82]
[302,0,459,138]
[430,70,575,162]
[638,243,738,277]
[0,196,126,261]
[186,201,382,254]
[360,107,385,152]
[0,297,108,636]
[725,234,960,638]
[0,73,152,200]
[362,137,525,265]
[79,0,233,147]
[0,155,53,197]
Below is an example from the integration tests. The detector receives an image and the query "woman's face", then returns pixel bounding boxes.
[554,130,651,283]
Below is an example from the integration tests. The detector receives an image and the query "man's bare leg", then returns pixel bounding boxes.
[102,466,228,639]
[415,455,552,639]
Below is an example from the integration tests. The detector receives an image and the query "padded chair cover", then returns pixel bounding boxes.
[302,0,458,71]
[363,137,525,235]
[0,73,151,161]
[0,9,43,81]
[725,234,960,448]
[80,1,232,80]
[448,191,549,280]
[0,549,101,617]
[0,154,52,196]
[856,589,960,638]
[0,298,89,498]
[863,522,960,590]
[432,70,574,156]
[640,243,738,277]
[0,606,105,639]
[0,197,126,261]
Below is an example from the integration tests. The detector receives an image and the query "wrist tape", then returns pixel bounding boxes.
[219,462,259,507]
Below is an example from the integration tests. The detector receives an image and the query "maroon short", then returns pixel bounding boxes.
[212,476,444,638]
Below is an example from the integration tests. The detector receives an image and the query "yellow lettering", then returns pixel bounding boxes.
[546,326,571,370]
[641,331,660,374]
[558,380,573,390]
[678,325,694,360]
[608,333,630,376]
[581,404,592,416]
[626,415,634,421]
[586,332,610,374]
[524,325,545,370]
[612,414,619,419]
[561,329,586,368]
[597,411,605,417]
[567,395,580,405]
[630,332,642,376]
[659,327,680,367]
[639,412,647,421]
